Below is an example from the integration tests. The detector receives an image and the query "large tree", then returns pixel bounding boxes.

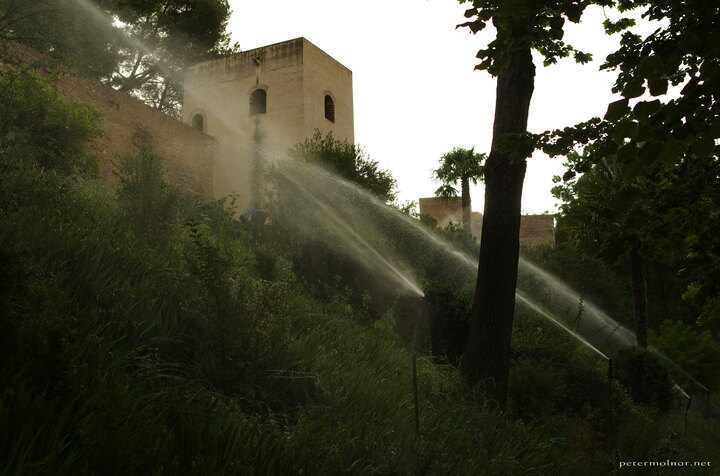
[457,0,607,407]
[539,0,719,179]
[0,0,237,117]
[553,152,656,348]
[108,0,237,117]
[536,0,720,324]
[432,147,486,231]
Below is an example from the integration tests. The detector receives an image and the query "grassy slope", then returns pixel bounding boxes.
[1,161,717,475]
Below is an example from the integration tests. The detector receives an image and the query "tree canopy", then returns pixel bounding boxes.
[0,0,238,117]
[538,0,720,180]
[287,130,397,203]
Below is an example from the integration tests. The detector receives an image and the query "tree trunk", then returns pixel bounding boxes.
[461,174,472,231]
[629,242,648,348]
[460,40,535,408]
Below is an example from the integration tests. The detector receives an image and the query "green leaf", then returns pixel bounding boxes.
[633,100,661,123]
[616,142,638,164]
[605,98,630,121]
[573,51,593,64]
[549,27,564,40]
[638,141,662,164]
[549,17,565,29]
[638,56,663,78]
[613,119,639,143]
[648,77,668,96]
[692,135,715,159]
[658,141,685,166]
[671,123,693,142]
[622,78,646,99]
[603,17,636,34]
[621,157,647,181]
[708,118,720,139]
[565,4,582,23]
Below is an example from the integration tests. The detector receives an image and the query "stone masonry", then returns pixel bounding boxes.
[418,197,555,246]
[182,38,354,208]
[11,38,354,208]
[10,43,214,197]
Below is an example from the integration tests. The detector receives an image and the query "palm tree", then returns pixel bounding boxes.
[432,147,486,231]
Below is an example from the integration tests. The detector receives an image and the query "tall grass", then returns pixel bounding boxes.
[1,151,717,474]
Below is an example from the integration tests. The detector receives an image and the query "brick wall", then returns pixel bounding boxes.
[419,196,555,246]
[419,197,463,227]
[12,44,214,197]
[519,214,556,246]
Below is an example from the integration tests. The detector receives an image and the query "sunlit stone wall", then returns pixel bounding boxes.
[418,197,555,246]
[8,43,214,197]
[183,38,354,208]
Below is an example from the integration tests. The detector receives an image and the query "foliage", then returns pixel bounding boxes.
[457,0,606,75]
[0,0,122,79]
[551,153,655,261]
[287,130,397,203]
[422,280,473,364]
[107,0,238,117]
[433,146,486,230]
[652,320,720,393]
[432,146,486,198]
[0,156,604,474]
[0,67,102,174]
[613,347,673,412]
[0,0,238,116]
[2,140,719,475]
[521,243,632,323]
[536,0,720,180]
[114,145,182,239]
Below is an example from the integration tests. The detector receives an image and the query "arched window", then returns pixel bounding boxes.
[191,113,204,131]
[324,95,335,122]
[249,89,267,116]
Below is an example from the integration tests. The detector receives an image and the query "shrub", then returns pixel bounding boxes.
[613,347,674,412]
[423,279,473,363]
[652,319,720,393]
[114,145,182,239]
[0,67,102,174]
[287,130,397,203]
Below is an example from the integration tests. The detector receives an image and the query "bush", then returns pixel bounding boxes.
[115,145,182,240]
[423,279,473,363]
[613,347,674,412]
[287,130,397,203]
[0,67,102,174]
[652,319,720,393]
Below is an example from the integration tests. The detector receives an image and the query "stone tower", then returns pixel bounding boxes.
[182,38,354,209]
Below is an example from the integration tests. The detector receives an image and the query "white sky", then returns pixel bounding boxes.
[227,1,646,214]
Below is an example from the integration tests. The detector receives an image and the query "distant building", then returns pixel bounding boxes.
[418,197,555,247]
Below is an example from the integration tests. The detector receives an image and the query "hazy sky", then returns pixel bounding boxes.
[226,1,641,214]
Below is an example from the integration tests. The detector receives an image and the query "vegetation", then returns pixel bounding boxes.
[432,147,486,230]
[0,0,238,116]
[459,0,720,410]
[458,0,603,408]
[1,2,719,472]
[286,130,397,203]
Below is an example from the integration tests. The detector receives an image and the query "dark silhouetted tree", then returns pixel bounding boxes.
[457,0,603,407]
